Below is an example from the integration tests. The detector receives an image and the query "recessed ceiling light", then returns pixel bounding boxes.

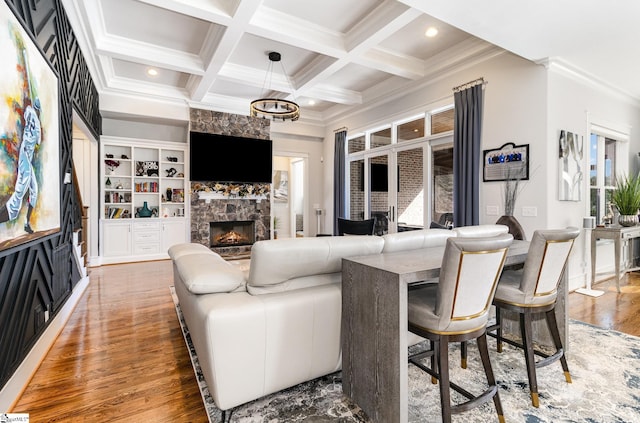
[308,100,316,106]
[147,68,158,76]
[425,27,438,38]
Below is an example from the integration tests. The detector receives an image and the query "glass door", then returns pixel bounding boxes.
[366,152,392,235]
[430,139,454,228]
[396,145,425,231]
[347,137,453,235]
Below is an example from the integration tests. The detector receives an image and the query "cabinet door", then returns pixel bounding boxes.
[102,221,132,257]
[162,220,187,251]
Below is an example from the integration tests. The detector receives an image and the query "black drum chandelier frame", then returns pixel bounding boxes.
[250,52,300,122]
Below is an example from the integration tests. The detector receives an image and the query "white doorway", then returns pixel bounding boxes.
[71,112,100,265]
[272,154,308,238]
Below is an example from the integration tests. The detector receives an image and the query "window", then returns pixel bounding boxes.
[370,128,391,148]
[590,132,624,224]
[348,135,365,154]
[397,118,424,142]
[345,107,454,231]
[431,108,454,135]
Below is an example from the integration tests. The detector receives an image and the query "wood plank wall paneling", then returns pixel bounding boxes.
[0,0,101,390]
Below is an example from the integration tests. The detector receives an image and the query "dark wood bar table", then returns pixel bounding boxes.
[341,240,530,423]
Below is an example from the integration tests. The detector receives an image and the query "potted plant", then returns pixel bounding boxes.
[611,173,640,226]
[496,168,527,240]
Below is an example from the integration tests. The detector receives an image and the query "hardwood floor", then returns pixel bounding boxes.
[11,260,640,421]
[568,271,640,337]
[13,260,208,422]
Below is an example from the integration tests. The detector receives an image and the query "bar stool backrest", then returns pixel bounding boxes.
[520,227,580,303]
[435,234,513,330]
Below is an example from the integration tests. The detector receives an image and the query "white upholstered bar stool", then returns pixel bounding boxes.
[408,233,513,423]
[489,227,580,407]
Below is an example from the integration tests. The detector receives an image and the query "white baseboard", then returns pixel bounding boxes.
[0,275,90,411]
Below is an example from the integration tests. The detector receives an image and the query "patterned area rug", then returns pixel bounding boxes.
[170,288,640,422]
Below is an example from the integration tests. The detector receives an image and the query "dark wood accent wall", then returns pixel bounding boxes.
[0,0,101,390]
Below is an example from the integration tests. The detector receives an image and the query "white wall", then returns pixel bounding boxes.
[547,68,640,289]
[102,118,188,143]
[321,50,640,290]
[323,52,549,236]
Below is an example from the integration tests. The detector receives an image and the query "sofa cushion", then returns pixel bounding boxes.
[247,235,384,294]
[382,229,454,253]
[168,242,217,260]
[175,253,246,294]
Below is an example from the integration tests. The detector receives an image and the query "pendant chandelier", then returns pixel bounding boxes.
[250,52,300,122]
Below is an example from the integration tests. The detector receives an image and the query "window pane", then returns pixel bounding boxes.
[432,146,454,226]
[431,109,454,134]
[371,128,391,149]
[349,159,364,219]
[590,188,598,220]
[397,147,423,229]
[589,134,597,186]
[348,136,365,154]
[397,118,424,142]
[369,156,389,226]
[605,138,616,186]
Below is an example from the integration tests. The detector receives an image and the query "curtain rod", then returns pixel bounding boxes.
[333,126,348,133]
[452,77,487,92]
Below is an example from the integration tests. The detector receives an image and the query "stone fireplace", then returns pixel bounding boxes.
[189,109,272,258]
[191,197,270,258]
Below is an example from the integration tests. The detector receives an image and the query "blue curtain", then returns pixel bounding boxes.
[453,83,484,227]
[333,130,347,235]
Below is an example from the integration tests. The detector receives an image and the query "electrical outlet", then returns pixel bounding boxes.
[486,205,499,216]
[522,206,537,217]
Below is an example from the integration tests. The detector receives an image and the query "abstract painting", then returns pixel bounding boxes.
[558,130,583,201]
[0,3,60,251]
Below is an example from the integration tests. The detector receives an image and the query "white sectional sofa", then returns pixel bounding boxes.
[170,224,508,413]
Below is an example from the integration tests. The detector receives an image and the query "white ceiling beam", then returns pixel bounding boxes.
[216,63,362,105]
[188,0,262,101]
[95,34,205,75]
[293,2,423,98]
[134,0,235,25]
[356,48,424,80]
[248,6,346,58]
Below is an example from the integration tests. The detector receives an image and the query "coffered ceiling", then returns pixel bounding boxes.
[61,0,639,127]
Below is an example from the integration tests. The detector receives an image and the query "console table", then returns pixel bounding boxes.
[591,225,640,293]
[341,240,531,423]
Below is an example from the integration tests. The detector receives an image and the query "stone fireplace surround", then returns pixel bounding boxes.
[189,109,271,256]
[190,197,270,257]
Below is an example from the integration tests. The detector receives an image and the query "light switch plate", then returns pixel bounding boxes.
[522,206,537,217]
[486,205,499,216]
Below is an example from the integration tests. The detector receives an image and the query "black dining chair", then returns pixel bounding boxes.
[337,217,376,236]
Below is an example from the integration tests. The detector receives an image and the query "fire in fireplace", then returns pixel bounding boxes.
[210,221,255,247]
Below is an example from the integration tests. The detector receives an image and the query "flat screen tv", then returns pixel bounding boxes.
[190,132,273,183]
[360,163,399,192]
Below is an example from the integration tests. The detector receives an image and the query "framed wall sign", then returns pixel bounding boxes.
[483,142,529,182]
[0,2,60,251]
